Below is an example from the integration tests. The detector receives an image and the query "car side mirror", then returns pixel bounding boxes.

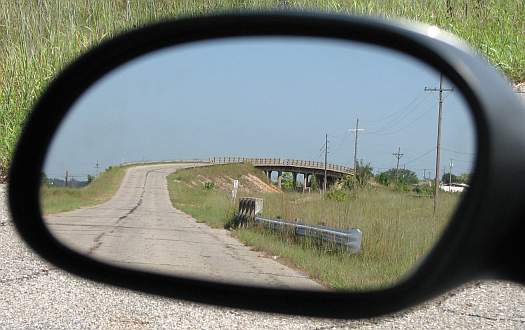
[8,12,525,318]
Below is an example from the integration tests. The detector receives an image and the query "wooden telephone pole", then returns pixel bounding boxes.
[324,133,328,193]
[425,73,454,214]
[392,147,404,182]
[349,118,365,173]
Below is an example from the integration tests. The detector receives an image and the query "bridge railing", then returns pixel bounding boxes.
[209,157,353,174]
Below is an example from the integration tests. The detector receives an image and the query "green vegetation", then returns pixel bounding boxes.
[1,1,524,179]
[167,163,460,290]
[40,165,127,214]
[280,172,296,191]
[167,163,272,228]
[377,168,419,186]
[442,172,470,184]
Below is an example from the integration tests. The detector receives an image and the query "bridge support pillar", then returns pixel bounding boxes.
[303,173,308,193]
[292,172,297,190]
[277,171,282,188]
[316,175,324,191]
[266,170,272,182]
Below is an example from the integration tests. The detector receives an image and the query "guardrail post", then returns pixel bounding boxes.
[235,197,263,227]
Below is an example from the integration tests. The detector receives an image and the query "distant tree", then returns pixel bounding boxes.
[342,160,373,190]
[457,173,470,184]
[377,171,390,186]
[309,175,319,191]
[442,172,460,184]
[355,160,373,187]
[377,168,418,186]
[398,169,418,185]
[280,172,295,191]
[87,175,94,184]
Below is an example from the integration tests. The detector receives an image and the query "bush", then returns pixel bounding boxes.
[325,189,347,202]
[310,175,319,191]
[281,172,295,191]
[414,184,433,195]
[394,183,411,193]
[377,168,418,186]
[342,161,373,191]
[203,181,215,191]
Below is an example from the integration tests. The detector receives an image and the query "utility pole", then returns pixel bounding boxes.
[423,168,431,180]
[324,133,328,193]
[449,159,454,185]
[349,118,365,172]
[65,170,69,188]
[425,73,454,214]
[95,161,100,176]
[392,147,404,182]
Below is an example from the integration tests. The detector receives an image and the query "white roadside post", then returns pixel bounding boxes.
[231,179,239,201]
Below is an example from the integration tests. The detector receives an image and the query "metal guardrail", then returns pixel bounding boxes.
[236,197,362,253]
[210,157,353,174]
[255,216,362,253]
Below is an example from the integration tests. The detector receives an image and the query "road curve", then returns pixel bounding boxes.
[45,163,322,290]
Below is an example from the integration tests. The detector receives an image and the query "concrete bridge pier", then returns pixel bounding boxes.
[277,171,282,188]
[292,173,297,189]
[316,174,324,191]
[303,173,309,193]
[265,170,272,182]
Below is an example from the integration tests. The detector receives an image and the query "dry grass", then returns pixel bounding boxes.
[167,163,460,289]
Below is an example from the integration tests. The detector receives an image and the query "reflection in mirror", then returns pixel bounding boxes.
[41,37,475,291]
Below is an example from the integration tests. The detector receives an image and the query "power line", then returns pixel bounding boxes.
[366,94,430,134]
[403,147,436,165]
[366,92,427,125]
[366,104,433,136]
[441,146,475,155]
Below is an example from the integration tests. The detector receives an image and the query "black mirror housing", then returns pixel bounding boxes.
[8,12,525,318]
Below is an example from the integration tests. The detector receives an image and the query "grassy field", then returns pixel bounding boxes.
[167,163,459,290]
[40,165,127,214]
[1,1,524,179]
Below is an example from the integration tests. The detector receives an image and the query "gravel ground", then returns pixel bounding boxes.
[1,184,524,329]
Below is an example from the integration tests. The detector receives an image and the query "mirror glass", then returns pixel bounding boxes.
[41,37,475,291]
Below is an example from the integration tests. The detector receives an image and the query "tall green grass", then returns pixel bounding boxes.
[40,165,127,214]
[2,1,524,178]
[240,189,457,289]
[167,163,460,289]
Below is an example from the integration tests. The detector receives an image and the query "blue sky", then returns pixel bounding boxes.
[44,36,475,180]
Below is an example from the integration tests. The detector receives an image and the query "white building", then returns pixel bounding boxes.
[440,183,469,193]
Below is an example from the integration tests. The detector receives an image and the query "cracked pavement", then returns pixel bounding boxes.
[45,163,322,289]
[2,173,525,328]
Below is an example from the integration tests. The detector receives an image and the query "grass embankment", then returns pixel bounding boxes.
[238,190,458,289]
[40,166,127,214]
[167,163,459,290]
[1,1,524,178]
[167,163,277,228]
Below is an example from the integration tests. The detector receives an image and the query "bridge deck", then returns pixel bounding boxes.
[209,157,353,176]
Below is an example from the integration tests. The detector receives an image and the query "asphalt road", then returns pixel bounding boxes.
[45,163,322,289]
[2,183,525,327]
